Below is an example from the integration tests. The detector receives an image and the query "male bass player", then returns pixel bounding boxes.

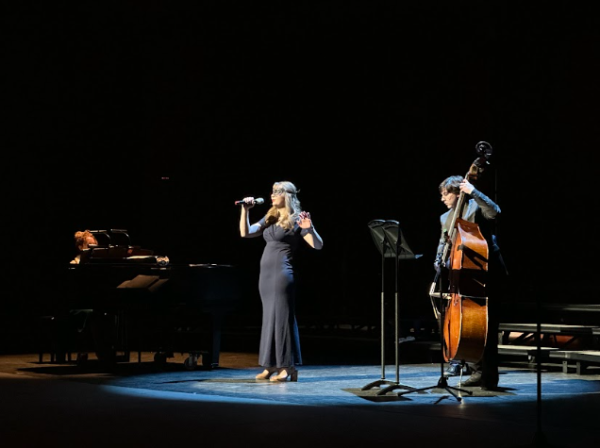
[434,175,508,390]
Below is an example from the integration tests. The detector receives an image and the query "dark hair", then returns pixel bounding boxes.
[438,175,463,195]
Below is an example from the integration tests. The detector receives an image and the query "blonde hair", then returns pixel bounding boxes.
[265,181,302,230]
[74,230,97,251]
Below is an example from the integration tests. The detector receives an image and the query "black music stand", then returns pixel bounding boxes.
[89,230,111,247]
[90,229,131,247]
[361,219,422,395]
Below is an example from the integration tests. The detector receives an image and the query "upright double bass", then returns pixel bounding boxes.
[429,141,493,364]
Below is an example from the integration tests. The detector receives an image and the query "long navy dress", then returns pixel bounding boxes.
[257,217,305,368]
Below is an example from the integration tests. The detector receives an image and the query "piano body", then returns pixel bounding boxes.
[61,230,243,369]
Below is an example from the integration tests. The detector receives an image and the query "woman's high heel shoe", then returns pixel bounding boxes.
[255,368,278,380]
[269,367,298,382]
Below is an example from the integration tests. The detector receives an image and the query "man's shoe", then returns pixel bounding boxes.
[443,362,463,377]
[460,372,482,387]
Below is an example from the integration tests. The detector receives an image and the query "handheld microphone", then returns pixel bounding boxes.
[234,198,264,206]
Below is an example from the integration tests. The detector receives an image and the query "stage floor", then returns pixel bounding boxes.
[1,351,599,447]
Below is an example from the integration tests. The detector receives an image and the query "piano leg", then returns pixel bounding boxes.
[206,313,223,368]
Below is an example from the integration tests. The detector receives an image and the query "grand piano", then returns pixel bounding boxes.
[61,229,243,369]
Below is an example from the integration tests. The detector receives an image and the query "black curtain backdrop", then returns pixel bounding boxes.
[5,4,598,329]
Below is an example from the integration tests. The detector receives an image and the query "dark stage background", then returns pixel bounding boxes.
[4,4,598,349]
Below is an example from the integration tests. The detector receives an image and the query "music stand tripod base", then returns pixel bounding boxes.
[376,382,419,395]
[361,219,422,396]
[360,377,419,395]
